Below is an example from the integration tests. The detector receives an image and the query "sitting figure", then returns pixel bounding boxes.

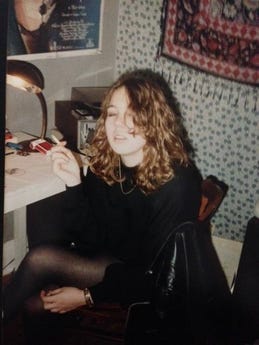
[3,69,204,341]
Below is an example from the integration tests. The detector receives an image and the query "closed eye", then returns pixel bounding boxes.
[107,112,117,117]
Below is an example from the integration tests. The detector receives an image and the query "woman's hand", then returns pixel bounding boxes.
[51,143,81,187]
[40,287,85,314]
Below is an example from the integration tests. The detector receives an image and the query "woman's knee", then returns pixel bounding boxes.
[21,245,61,274]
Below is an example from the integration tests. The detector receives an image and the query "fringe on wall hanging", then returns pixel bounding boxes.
[153,56,258,113]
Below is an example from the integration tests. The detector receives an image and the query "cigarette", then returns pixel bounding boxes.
[51,134,61,145]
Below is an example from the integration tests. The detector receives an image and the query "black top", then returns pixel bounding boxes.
[63,163,202,306]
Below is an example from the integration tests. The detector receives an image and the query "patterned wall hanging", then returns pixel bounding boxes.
[159,0,259,85]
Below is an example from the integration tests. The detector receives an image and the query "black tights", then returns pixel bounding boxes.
[3,244,120,322]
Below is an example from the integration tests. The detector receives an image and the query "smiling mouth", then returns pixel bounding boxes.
[113,130,129,139]
[114,134,127,140]
[114,127,135,140]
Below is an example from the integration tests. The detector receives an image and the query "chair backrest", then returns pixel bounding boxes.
[198,175,228,223]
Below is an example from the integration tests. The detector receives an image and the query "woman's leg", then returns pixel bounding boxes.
[3,244,119,322]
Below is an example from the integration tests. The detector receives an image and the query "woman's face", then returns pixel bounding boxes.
[105,86,146,167]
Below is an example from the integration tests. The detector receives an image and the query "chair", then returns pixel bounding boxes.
[198,175,228,223]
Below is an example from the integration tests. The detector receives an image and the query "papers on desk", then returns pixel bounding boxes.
[5,128,18,143]
[4,152,66,213]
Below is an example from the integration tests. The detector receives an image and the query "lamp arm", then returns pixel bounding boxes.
[37,92,47,139]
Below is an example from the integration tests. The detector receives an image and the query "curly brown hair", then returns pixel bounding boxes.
[89,69,190,194]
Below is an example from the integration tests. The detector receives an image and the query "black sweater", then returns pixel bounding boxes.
[63,164,202,306]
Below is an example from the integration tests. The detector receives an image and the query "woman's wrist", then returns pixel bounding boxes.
[83,288,94,308]
[66,180,81,187]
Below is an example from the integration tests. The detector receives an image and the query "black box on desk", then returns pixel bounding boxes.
[55,100,98,151]
[55,87,108,151]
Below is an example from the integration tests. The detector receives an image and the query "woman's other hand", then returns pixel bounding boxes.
[40,287,85,314]
[51,143,81,187]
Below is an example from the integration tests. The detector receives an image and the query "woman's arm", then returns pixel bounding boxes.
[56,161,108,254]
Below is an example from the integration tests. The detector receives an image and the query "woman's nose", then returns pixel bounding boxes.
[114,114,126,127]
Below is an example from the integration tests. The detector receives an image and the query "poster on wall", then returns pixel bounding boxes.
[160,0,259,85]
[7,0,103,59]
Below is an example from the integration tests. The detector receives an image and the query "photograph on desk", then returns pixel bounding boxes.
[7,0,103,59]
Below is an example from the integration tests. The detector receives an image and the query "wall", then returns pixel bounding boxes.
[115,0,259,241]
[6,0,119,137]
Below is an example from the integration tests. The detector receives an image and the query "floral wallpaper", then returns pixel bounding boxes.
[115,0,259,241]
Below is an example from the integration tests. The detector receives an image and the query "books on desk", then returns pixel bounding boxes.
[5,128,18,143]
[5,128,18,155]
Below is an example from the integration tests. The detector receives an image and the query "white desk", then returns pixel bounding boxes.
[4,133,66,268]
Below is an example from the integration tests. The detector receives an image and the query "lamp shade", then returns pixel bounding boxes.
[6,59,44,93]
[6,59,48,143]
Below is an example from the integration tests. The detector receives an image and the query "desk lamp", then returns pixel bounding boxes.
[6,59,47,150]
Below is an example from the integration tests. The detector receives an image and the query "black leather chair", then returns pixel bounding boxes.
[123,221,231,345]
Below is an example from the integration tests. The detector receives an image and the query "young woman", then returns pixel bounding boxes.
[3,69,202,321]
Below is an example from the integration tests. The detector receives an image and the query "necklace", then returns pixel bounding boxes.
[118,158,136,195]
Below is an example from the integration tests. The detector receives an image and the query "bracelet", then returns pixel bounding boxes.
[83,288,94,308]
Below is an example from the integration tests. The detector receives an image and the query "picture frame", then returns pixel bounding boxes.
[7,0,104,60]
